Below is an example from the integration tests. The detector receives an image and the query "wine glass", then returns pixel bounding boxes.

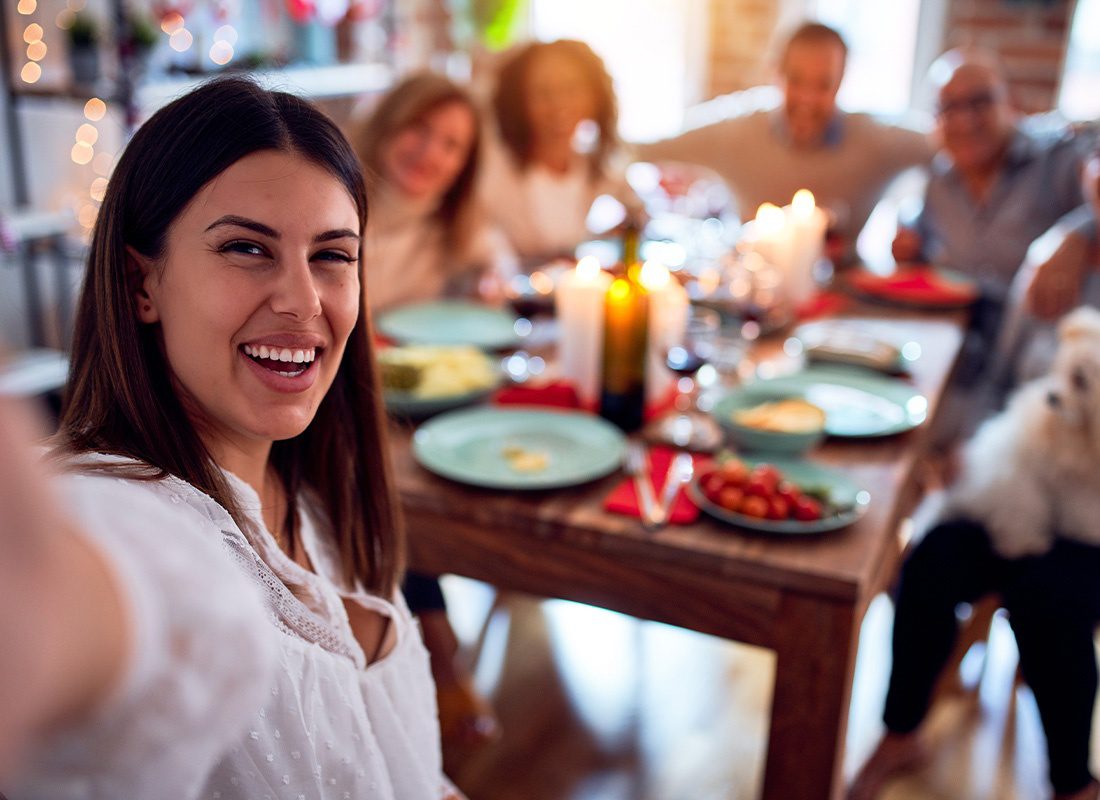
[648,305,724,450]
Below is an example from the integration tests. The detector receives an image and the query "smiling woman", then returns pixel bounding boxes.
[0,78,462,800]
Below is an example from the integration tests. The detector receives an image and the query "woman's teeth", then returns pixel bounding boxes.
[242,344,319,376]
[242,344,317,363]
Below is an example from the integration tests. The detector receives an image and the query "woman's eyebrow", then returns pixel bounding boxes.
[314,229,361,243]
[204,215,279,238]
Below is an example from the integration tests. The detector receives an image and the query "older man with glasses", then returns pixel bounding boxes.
[894,48,1095,306]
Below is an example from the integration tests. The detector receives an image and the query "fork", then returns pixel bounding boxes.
[623,441,659,529]
[649,451,695,530]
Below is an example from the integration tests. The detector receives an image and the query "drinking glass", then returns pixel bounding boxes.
[648,305,724,450]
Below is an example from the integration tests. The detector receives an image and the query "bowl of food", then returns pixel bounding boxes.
[379,345,501,418]
[712,389,826,455]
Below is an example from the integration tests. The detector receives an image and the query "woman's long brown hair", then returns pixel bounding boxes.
[54,77,403,595]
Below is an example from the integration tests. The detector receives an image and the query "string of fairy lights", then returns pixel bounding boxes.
[13,1,241,235]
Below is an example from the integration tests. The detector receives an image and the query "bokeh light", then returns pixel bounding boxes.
[169,28,193,52]
[84,97,107,121]
[76,123,99,145]
[71,141,94,165]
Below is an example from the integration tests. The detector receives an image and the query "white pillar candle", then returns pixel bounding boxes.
[555,256,612,406]
[639,260,689,407]
[785,189,828,305]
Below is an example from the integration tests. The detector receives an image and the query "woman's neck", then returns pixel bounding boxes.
[530,138,577,175]
[205,435,274,505]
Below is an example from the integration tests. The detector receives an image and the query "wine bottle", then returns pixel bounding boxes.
[599,221,649,432]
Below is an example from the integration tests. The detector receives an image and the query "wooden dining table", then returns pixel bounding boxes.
[389,307,967,800]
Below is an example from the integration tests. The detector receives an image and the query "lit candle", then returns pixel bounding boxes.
[639,260,689,407]
[784,189,828,305]
[555,256,612,406]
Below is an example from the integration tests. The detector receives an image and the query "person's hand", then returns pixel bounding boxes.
[1025,230,1090,320]
[891,227,923,264]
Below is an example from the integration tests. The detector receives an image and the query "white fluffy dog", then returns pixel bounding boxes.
[943,306,1100,558]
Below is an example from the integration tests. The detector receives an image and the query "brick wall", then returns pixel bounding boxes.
[705,0,1075,113]
[944,0,1073,114]
[707,0,782,98]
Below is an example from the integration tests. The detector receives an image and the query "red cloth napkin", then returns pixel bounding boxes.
[797,290,851,321]
[494,380,584,410]
[604,445,706,525]
[494,380,680,419]
[846,266,978,307]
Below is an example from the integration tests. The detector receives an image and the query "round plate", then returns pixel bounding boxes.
[376,301,521,350]
[413,407,626,490]
[844,266,978,311]
[793,320,913,374]
[688,458,870,534]
[717,366,927,438]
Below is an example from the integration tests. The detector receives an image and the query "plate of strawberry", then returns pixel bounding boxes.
[688,455,870,534]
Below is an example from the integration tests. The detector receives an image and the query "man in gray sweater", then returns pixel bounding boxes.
[634,21,932,265]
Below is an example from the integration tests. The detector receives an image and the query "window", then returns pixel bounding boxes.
[1058,0,1100,121]
[810,0,923,114]
[528,0,707,141]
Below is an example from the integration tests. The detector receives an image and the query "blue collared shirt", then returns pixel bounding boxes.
[914,124,1095,301]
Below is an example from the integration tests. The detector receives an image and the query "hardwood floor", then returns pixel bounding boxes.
[439,577,1099,800]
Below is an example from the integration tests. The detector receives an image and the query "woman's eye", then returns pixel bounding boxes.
[220,240,267,257]
[313,250,357,264]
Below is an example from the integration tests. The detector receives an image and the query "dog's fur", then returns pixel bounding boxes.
[943,306,1100,558]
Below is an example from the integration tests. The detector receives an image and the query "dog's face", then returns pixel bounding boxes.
[1046,307,1100,431]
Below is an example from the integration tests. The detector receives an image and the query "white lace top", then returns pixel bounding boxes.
[14,459,451,800]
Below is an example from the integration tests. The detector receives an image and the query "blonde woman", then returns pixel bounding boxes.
[353,71,516,312]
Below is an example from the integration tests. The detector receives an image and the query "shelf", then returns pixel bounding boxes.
[137,61,394,111]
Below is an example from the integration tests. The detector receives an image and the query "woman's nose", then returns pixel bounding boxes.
[271,257,322,321]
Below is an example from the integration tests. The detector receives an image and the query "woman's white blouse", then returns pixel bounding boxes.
[15,461,451,800]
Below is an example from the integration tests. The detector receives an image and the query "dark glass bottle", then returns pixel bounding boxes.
[599,222,649,431]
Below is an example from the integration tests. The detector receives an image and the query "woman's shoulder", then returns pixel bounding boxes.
[52,452,240,535]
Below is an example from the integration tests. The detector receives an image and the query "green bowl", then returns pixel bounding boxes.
[712,388,827,455]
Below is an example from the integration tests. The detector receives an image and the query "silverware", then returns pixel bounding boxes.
[650,451,695,530]
[623,441,659,529]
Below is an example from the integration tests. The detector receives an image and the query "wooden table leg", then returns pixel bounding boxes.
[761,592,860,800]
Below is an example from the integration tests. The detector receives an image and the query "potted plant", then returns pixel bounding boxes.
[122,12,159,76]
[67,12,100,86]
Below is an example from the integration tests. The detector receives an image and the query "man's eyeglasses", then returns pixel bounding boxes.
[936,90,998,120]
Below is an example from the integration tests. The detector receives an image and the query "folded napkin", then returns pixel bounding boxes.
[604,445,705,525]
[494,380,584,410]
[846,266,978,307]
[797,290,851,321]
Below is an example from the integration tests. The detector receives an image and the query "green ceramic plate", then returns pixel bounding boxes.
[716,365,927,438]
[688,458,870,534]
[376,301,521,350]
[413,407,626,490]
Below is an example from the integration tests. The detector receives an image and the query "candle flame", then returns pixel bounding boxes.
[755,203,785,235]
[576,256,602,283]
[639,260,670,291]
[792,189,816,219]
